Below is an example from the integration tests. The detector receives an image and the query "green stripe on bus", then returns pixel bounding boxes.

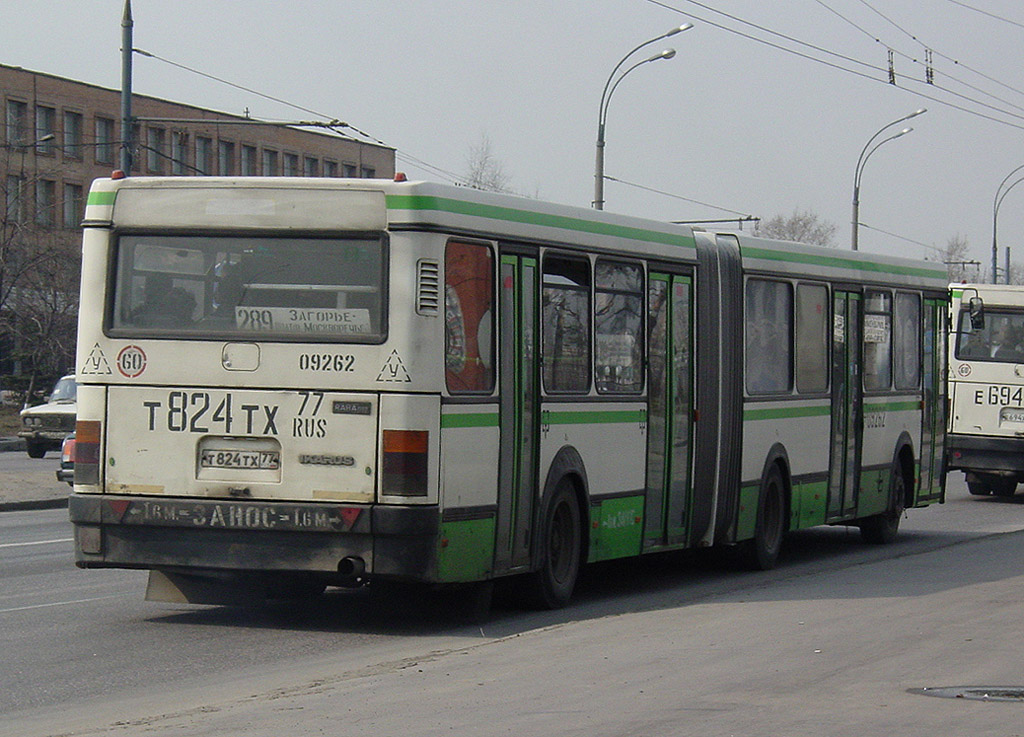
[386,194,696,250]
[546,409,646,424]
[744,405,831,421]
[746,400,920,421]
[741,245,946,280]
[441,412,500,429]
[87,190,116,206]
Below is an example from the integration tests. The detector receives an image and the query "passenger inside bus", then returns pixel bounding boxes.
[130,272,196,327]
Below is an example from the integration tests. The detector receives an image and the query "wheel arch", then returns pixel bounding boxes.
[534,445,590,570]
[893,431,917,507]
[758,442,793,534]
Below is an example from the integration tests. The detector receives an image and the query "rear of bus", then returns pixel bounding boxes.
[70,177,441,603]
[947,284,1024,497]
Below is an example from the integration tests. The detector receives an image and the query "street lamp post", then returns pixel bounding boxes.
[851,109,926,251]
[593,24,693,211]
[992,165,1024,284]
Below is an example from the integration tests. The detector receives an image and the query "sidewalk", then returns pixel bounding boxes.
[0,436,70,512]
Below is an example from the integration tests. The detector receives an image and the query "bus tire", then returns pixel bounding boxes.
[524,480,582,609]
[739,464,786,571]
[860,461,906,544]
[26,441,46,459]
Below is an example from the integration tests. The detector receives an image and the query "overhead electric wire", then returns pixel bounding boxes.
[133,47,468,185]
[850,0,1024,105]
[603,175,755,218]
[945,0,1024,31]
[644,0,1024,132]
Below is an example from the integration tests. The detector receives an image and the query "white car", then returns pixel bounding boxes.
[19,375,77,458]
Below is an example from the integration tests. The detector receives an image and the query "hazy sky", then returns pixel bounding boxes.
[5,1,1024,274]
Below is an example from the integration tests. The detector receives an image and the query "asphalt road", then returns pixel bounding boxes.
[3,477,1024,737]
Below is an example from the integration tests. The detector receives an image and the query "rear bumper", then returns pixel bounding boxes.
[947,434,1024,474]
[69,493,441,583]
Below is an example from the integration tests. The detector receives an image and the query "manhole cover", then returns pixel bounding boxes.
[909,686,1024,702]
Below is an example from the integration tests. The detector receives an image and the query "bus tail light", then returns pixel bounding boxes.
[74,420,101,486]
[381,430,429,497]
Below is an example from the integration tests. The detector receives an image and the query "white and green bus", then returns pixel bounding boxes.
[947,283,1024,496]
[69,176,947,608]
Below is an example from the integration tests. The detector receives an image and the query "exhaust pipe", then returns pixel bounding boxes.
[337,556,365,578]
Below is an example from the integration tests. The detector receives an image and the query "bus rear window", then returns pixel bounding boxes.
[109,234,386,342]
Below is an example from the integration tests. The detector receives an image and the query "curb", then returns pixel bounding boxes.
[0,437,25,452]
[0,497,68,513]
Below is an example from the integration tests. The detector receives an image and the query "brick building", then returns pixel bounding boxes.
[1,62,395,384]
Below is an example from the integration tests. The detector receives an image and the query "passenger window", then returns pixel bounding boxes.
[445,241,495,393]
[594,260,644,393]
[863,290,892,391]
[893,292,920,390]
[745,279,792,394]
[543,255,590,393]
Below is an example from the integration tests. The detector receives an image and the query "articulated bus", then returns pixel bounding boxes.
[69,176,947,609]
[947,283,1024,496]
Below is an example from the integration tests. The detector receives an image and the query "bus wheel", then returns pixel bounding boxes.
[26,441,46,459]
[966,479,991,496]
[740,464,786,570]
[860,462,906,544]
[525,481,581,609]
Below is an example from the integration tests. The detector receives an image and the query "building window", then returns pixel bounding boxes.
[543,254,591,393]
[35,178,56,227]
[6,175,24,223]
[195,136,213,175]
[6,99,28,145]
[361,166,376,178]
[283,152,299,176]
[147,127,165,173]
[95,117,115,164]
[240,145,257,176]
[343,163,357,178]
[323,160,338,177]
[262,148,278,175]
[35,106,56,154]
[218,140,235,175]
[594,259,644,393]
[63,111,83,158]
[745,279,793,394]
[304,156,319,177]
[63,183,83,228]
[171,131,189,175]
[863,290,893,391]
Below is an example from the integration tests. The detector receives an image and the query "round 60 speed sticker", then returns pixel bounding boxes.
[116,345,147,378]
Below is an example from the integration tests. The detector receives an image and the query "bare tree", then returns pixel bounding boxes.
[756,208,837,247]
[464,135,512,193]
[936,234,982,283]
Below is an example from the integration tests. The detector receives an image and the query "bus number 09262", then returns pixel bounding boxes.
[299,353,355,372]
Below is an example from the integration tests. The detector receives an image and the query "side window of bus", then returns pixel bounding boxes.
[594,260,644,393]
[795,283,828,393]
[863,291,893,391]
[543,255,591,393]
[893,292,921,390]
[745,279,793,395]
[444,241,494,394]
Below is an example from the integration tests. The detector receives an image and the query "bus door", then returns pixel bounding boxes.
[494,253,539,575]
[827,290,863,519]
[917,297,947,503]
[644,273,694,549]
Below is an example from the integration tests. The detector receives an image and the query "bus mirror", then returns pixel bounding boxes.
[969,296,985,330]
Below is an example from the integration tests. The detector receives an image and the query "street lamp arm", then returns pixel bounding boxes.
[853,109,926,183]
[597,24,692,126]
[600,51,674,126]
[855,128,912,190]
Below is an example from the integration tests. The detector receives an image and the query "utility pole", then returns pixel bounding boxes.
[120,0,133,175]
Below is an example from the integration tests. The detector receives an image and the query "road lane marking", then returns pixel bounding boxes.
[0,537,73,549]
[0,594,130,614]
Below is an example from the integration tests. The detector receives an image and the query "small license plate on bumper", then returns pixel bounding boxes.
[200,449,281,470]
